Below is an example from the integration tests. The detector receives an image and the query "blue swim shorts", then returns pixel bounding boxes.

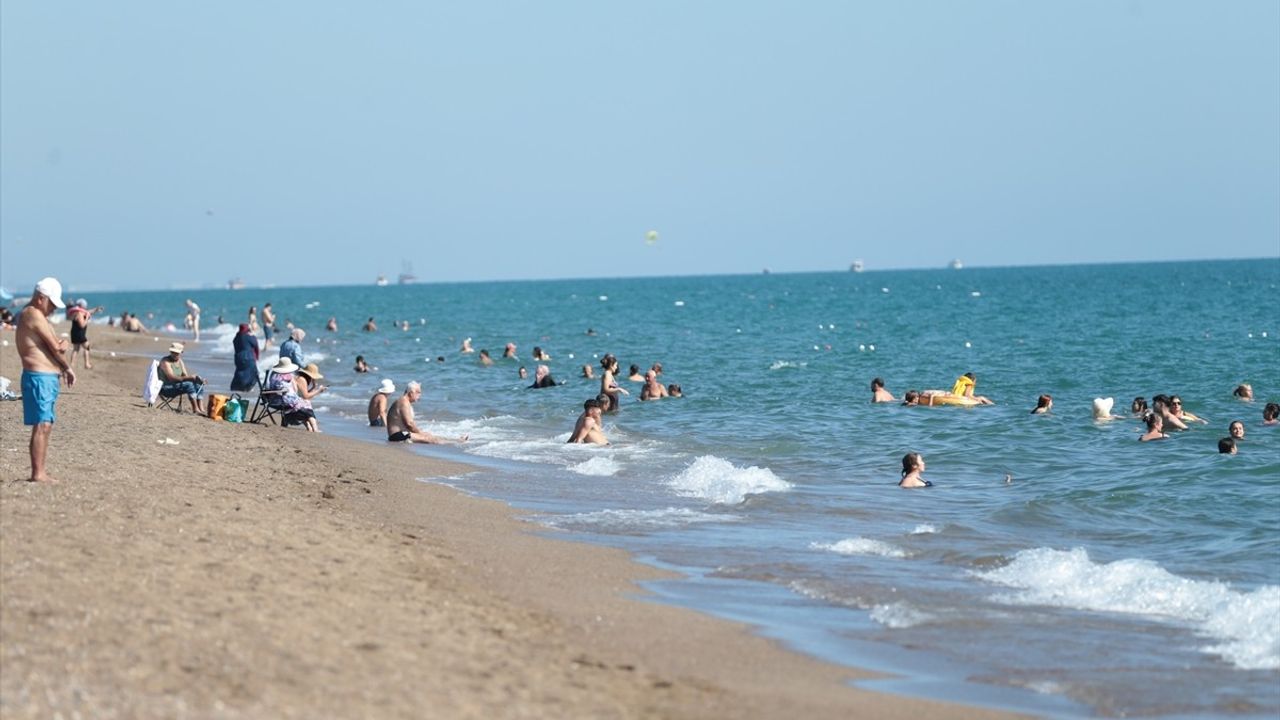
[263,325,274,340]
[21,370,61,426]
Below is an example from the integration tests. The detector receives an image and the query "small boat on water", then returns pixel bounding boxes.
[227,278,245,290]
[375,275,389,287]
[850,259,864,273]
[950,259,964,270]
[397,261,417,285]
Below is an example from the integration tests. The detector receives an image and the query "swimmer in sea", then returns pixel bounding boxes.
[531,346,551,361]
[1131,397,1148,415]
[1092,397,1124,421]
[639,370,668,400]
[460,337,474,353]
[627,364,645,383]
[363,317,377,332]
[478,349,493,367]
[518,366,528,380]
[950,373,994,405]
[354,355,371,373]
[901,390,921,406]
[1233,384,1253,401]
[567,398,608,445]
[1218,437,1237,454]
[871,377,895,403]
[898,453,932,488]
[580,364,595,379]
[1169,395,1207,424]
[1031,394,1052,414]
[326,317,338,332]
[503,342,517,359]
[1264,403,1280,425]
[599,354,629,411]
[1229,420,1245,441]
[1151,396,1189,431]
[1139,412,1167,442]
[667,383,683,398]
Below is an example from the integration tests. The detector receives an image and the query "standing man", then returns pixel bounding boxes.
[385,381,467,444]
[16,277,76,483]
[262,303,277,349]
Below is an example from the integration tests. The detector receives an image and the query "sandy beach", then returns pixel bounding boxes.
[0,324,1021,719]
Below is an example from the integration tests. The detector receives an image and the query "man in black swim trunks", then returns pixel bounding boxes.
[385,381,468,445]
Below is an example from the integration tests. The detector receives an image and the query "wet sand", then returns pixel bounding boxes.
[0,325,1021,719]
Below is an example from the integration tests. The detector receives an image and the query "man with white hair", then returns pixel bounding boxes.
[385,381,468,444]
[279,327,306,368]
[16,277,75,482]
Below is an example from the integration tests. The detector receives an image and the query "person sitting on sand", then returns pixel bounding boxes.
[460,337,474,353]
[581,364,595,379]
[1139,412,1167,442]
[640,370,668,401]
[871,377,895,404]
[1092,397,1124,421]
[354,355,371,373]
[1218,437,1237,454]
[667,383,683,398]
[1031,394,1053,414]
[627,364,645,382]
[368,379,395,427]
[386,381,468,444]
[567,398,608,445]
[123,312,147,333]
[529,364,558,389]
[478,349,493,366]
[157,342,206,414]
[1131,397,1148,415]
[1264,403,1280,425]
[898,453,932,488]
[1233,384,1253,401]
[1169,395,1207,424]
[1229,420,1245,441]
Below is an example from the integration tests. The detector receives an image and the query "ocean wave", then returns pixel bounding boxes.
[910,523,940,535]
[974,547,1280,670]
[545,507,736,532]
[870,602,934,629]
[769,360,807,371]
[666,455,792,504]
[811,537,909,558]
[569,456,621,476]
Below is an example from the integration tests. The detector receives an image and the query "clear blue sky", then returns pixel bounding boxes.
[2,1,1277,291]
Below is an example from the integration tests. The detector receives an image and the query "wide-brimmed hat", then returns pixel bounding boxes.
[298,363,324,380]
[167,342,185,354]
[376,379,396,394]
[272,357,299,374]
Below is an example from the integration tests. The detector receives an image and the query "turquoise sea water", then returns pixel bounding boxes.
[85,259,1278,717]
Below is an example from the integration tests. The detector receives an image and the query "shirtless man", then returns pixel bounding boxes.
[16,277,76,482]
[367,379,395,426]
[568,399,608,445]
[870,377,895,403]
[639,370,668,401]
[363,317,377,332]
[261,303,277,348]
[386,381,467,444]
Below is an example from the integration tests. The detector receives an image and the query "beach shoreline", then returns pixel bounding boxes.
[0,324,1024,719]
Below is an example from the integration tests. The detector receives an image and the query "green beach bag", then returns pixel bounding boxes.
[222,395,246,423]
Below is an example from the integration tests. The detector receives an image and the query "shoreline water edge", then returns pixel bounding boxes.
[4,259,1278,718]
[0,326,1023,718]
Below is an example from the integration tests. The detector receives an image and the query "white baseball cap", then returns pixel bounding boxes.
[34,277,65,309]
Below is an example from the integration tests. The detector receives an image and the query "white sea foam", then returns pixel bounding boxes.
[667,455,791,504]
[769,360,807,370]
[975,547,1280,670]
[811,538,909,558]
[569,456,621,476]
[870,602,933,629]
[545,507,735,532]
[910,523,940,535]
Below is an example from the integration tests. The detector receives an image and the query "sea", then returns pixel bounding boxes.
[75,259,1278,718]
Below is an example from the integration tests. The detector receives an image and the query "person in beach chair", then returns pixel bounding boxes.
[157,342,206,414]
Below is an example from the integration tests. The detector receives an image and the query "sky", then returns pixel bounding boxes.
[2,1,1277,291]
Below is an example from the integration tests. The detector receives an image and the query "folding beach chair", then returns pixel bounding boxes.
[248,370,288,425]
[143,359,180,412]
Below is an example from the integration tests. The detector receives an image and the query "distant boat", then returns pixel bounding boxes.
[397,260,417,285]
[850,259,864,273]
[375,275,390,287]
[762,267,772,275]
[227,278,245,290]
[949,259,964,270]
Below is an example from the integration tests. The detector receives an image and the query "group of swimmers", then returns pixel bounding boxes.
[876,374,1275,488]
